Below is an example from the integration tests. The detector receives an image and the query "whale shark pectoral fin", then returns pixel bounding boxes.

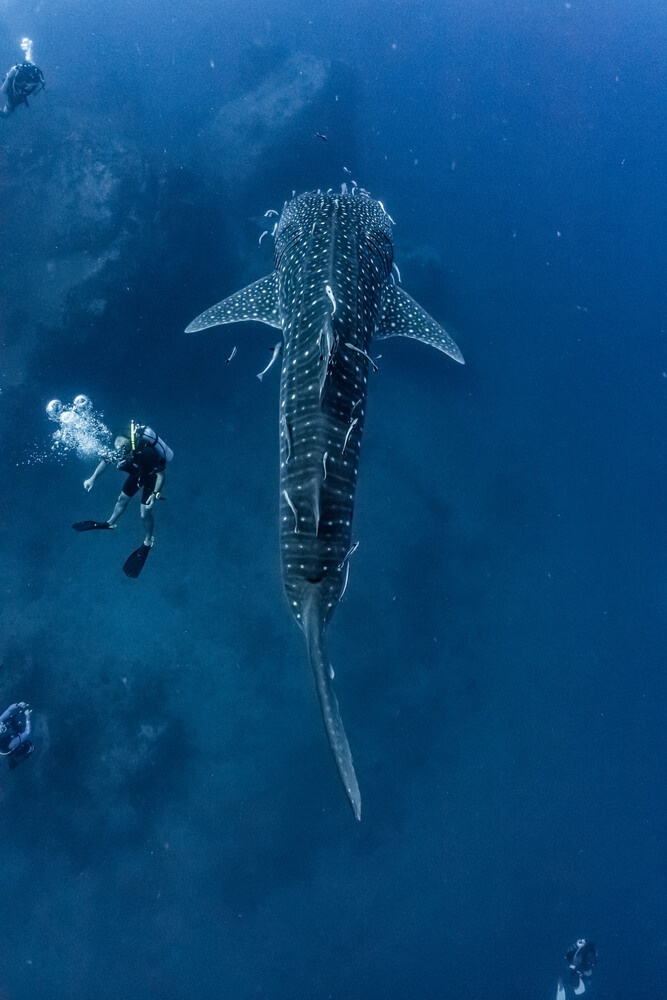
[375,282,465,364]
[302,589,361,821]
[185,272,282,332]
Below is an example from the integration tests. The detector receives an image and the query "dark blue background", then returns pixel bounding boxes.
[0,1,664,997]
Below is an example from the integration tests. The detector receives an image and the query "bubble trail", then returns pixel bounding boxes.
[33,394,115,465]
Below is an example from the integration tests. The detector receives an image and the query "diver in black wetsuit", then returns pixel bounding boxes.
[73,422,173,577]
[1,39,45,117]
[557,939,597,998]
[0,703,34,768]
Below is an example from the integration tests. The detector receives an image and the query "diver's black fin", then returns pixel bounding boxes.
[122,543,151,578]
[72,520,112,532]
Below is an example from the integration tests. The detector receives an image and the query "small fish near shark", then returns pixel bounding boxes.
[186,186,464,820]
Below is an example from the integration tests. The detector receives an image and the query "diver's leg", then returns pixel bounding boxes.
[140,503,154,546]
[107,492,130,526]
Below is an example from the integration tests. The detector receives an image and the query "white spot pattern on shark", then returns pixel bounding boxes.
[185,189,464,820]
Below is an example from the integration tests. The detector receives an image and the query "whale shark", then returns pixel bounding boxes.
[186,188,464,820]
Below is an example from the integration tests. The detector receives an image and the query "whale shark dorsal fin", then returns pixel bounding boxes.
[375,282,465,364]
[185,272,281,333]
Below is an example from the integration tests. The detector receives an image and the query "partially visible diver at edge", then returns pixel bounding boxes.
[1,39,45,118]
[0,702,34,768]
[557,939,597,999]
[73,421,173,578]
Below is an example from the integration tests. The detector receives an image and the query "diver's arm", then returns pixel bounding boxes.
[0,75,12,117]
[1,67,17,99]
[0,704,18,724]
[84,459,109,491]
[145,471,165,507]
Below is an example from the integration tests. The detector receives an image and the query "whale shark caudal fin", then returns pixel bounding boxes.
[375,282,465,364]
[185,273,281,333]
[301,589,361,821]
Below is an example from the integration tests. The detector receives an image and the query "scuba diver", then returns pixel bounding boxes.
[73,422,173,577]
[0,703,34,768]
[1,39,45,117]
[557,939,597,998]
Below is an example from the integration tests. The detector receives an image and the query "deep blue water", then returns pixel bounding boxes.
[0,1,665,997]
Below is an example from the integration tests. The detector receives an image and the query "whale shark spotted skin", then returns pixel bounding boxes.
[186,188,464,820]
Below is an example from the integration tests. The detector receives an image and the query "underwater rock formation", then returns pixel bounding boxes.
[0,110,150,386]
[194,53,335,184]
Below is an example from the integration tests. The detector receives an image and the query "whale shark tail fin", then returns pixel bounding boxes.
[301,588,361,821]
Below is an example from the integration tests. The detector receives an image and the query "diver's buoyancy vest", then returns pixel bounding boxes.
[135,426,173,470]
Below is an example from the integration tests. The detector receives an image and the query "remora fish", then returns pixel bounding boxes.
[186,189,464,820]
